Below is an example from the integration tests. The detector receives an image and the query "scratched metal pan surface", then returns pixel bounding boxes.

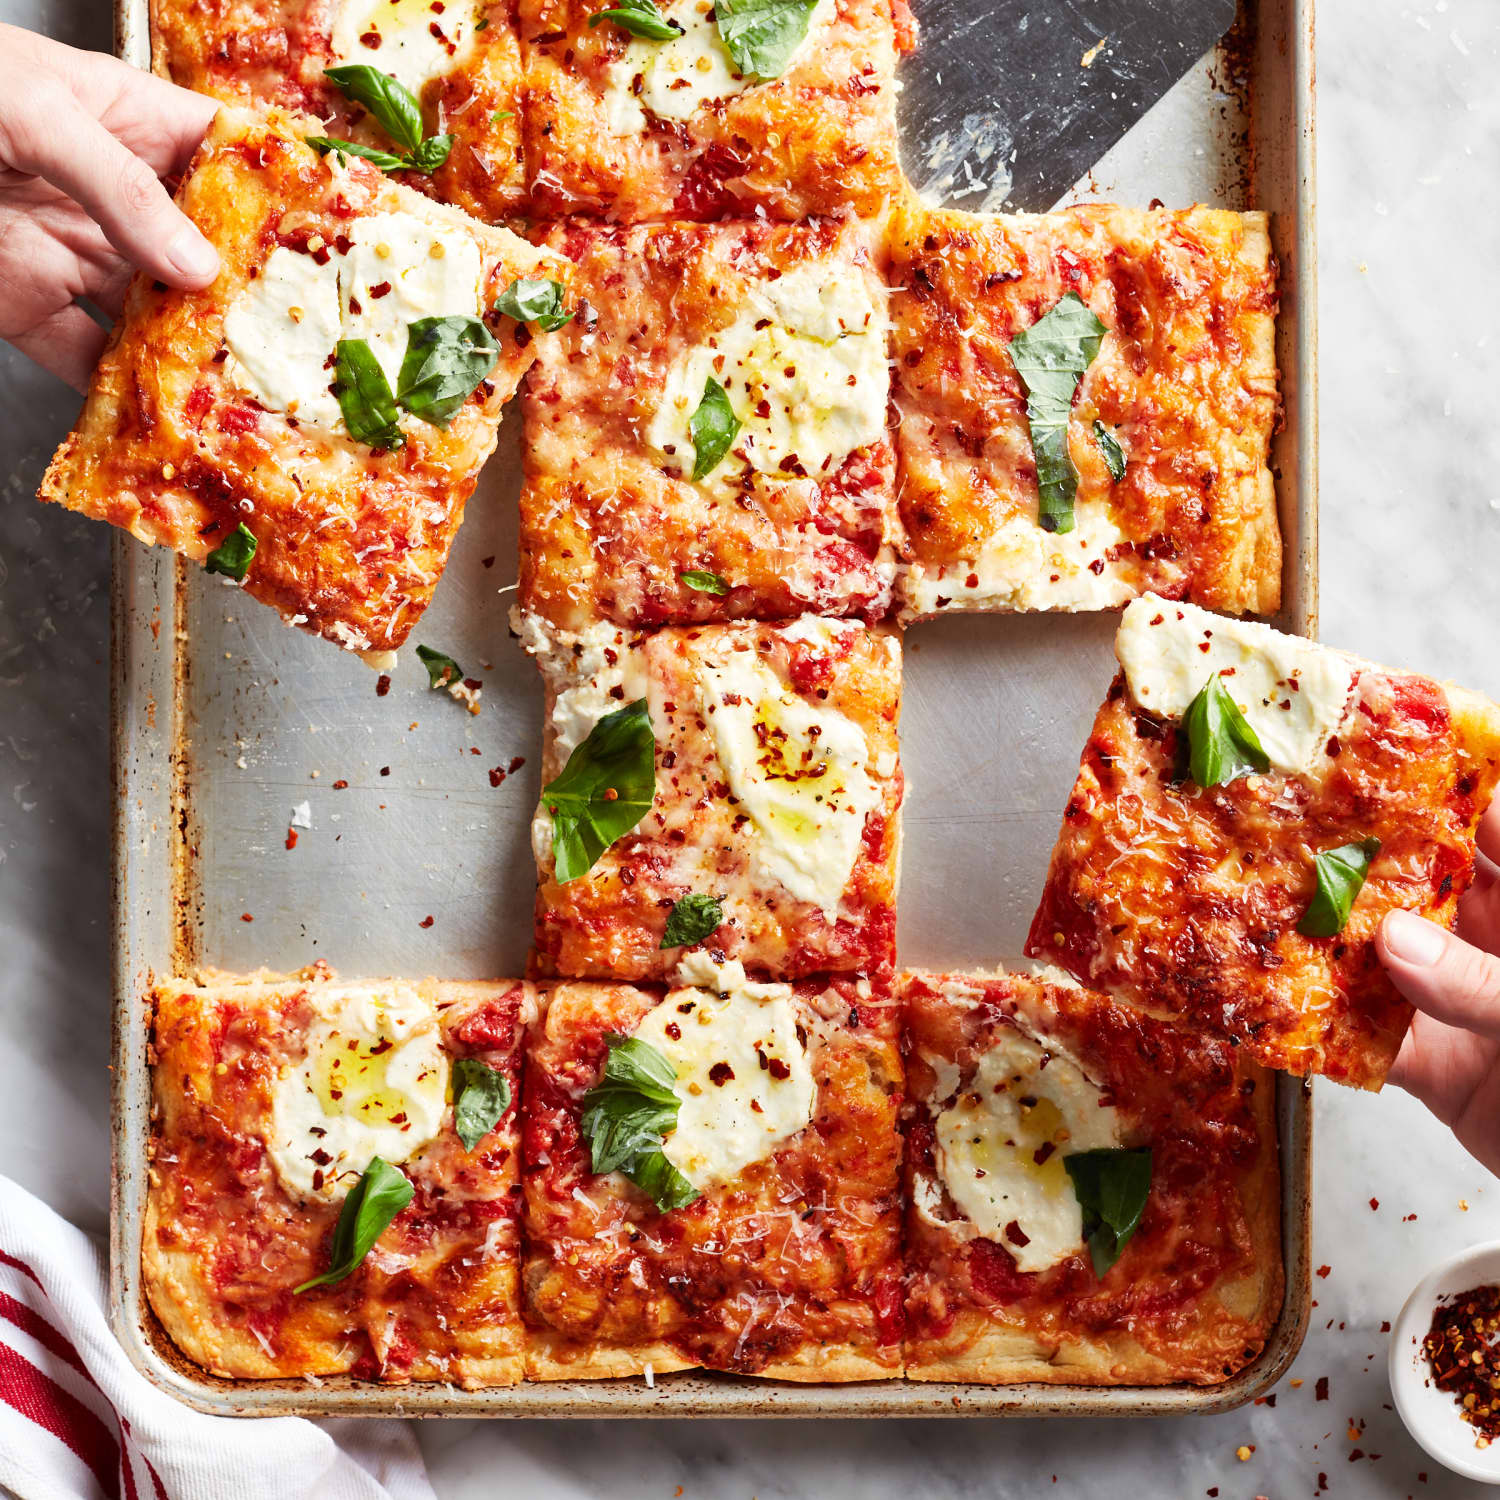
[109,0,1317,1417]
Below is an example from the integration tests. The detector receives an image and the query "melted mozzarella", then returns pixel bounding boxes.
[341,212,482,392]
[1116,595,1356,777]
[934,1027,1122,1274]
[223,247,344,427]
[697,643,881,915]
[266,983,449,1200]
[331,0,474,97]
[221,210,484,438]
[634,959,815,1189]
[899,499,1134,620]
[601,0,829,134]
[647,265,887,487]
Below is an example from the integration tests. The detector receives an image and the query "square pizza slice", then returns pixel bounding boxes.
[150,0,528,222]
[889,202,1281,623]
[520,217,899,631]
[521,963,904,1380]
[900,969,1281,1386]
[519,0,910,222]
[145,970,533,1385]
[1026,597,1500,1089]
[41,106,571,665]
[520,614,903,980]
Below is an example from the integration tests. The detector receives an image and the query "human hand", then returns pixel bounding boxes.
[0,23,219,391]
[1378,801,1500,1173]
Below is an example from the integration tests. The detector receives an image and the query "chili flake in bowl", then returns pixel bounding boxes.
[1391,1243,1500,1483]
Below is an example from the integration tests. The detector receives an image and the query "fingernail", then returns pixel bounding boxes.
[166,228,218,281]
[1385,910,1446,966]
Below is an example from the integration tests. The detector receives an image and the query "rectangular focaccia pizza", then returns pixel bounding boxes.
[521,614,902,980]
[520,216,899,630]
[519,0,910,222]
[150,0,528,222]
[145,970,533,1384]
[520,963,904,1380]
[1027,597,1500,1089]
[40,106,569,665]
[900,969,1281,1386]
[888,202,1281,623]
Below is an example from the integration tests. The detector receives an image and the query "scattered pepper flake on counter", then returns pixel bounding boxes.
[1315,1375,1329,1401]
[376,674,391,697]
[285,828,298,850]
[419,915,435,929]
[1317,1264,1331,1279]
[1234,1444,1254,1461]
[1369,1197,1379,1211]
[1423,1282,1500,1447]
[333,779,349,789]
[240,912,253,922]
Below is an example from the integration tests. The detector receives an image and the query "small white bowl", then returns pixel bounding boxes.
[1390,1241,1500,1484]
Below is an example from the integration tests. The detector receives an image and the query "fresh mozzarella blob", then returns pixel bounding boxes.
[221,211,483,437]
[340,212,483,392]
[647,264,888,486]
[223,247,345,427]
[934,1026,1122,1274]
[331,0,475,97]
[696,643,882,915]
[633,959,815,1188]
[266,983,450,1200]
[1116,595,1356,777]
[601,0,829,134]
[900,499,1135,619]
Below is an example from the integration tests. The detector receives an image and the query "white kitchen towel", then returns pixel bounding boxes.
[0,1174,437,1500]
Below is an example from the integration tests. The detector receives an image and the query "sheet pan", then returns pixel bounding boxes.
[108,0,1318,1417]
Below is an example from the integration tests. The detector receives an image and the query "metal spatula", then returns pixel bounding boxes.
[897,0,1239,212]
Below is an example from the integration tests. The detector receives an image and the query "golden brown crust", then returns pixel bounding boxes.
[520,216,899,630]
[520,978,904,1380]
[889,200,1281,621]
[900,970,1282,1386]
[528,619,902,981]
[144,971,532,1385]
[519,0,905,222]
[40,105,564,660]
[149,0,527,221]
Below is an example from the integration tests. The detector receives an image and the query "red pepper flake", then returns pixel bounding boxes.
[1315,1375,1329,1401]
[509,756,526,773]
[489,767,507,787]
[285,828,299,850]
[1380,1319,1391,1332]
[1424,1282,1500,1447]
[376,674,392,697]
[419,915,435,929]
[1316,1475,1327,1493]
[240,912,254,922]
[380,766,391,776]
[1316,1264,1331,1279]
[333,779,349,790]
[708,1061,734,1086]
[1369,1197,1379,1211]
[1404,1213,1419,1222]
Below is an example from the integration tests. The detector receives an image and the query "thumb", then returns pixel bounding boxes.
[1378,909,1500,1041]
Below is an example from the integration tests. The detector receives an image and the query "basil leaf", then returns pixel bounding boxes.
[405,132,454,174]
[1298,837,1381,938]
[204,523,257,582]
[324,64,425,152]
[661,892,723,948]
[543,699,656,882]
[1182,673,1270,788]
[1063,1148,1152,1279]
[306,135,408,171]
[715,0,819,78]
[493,277,573,332]
[689,377,741,481]
[452,1057,512,1151]
[416,644,463,689]
[581,1034,700,1212]
[1009,293,1108,534]
[679,569,729,596]
[587,0,683,40]
[334,338,405,450]
[293,1157,413,1293]
[396,316,500,428]
[1092,419,1126,481]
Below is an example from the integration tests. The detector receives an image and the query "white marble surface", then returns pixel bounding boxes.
[3,0,1500,1495]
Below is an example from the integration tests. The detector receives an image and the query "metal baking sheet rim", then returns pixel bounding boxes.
[106,0,1319,1419]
